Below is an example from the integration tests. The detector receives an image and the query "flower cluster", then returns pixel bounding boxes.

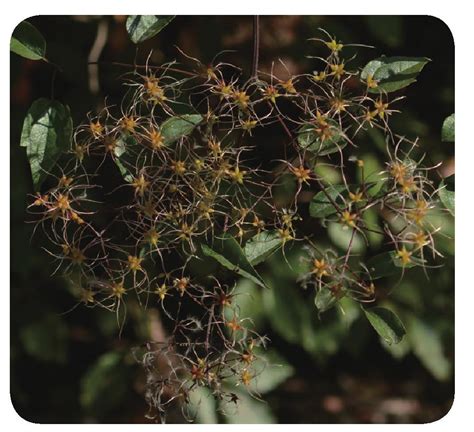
[26,31,444,421]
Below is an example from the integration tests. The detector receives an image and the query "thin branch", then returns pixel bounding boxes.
[251,16,260,79]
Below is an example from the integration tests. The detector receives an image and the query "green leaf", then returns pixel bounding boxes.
[309,183,376,218]
[356,152,385,196]
[19,315,68,364]
[225,348,293,394]
[113,135,136,182]
[223,279,265,330]
[161,114,203,145]
[201,234,266,288]
[10,20,46,60]
[364,307,406,345]
[188,387,218,424]
[381,335,411,360]
[314,287,338,313]
[441,114,455,142]
[327,222,366,254]
[20,98,73,191]
[221,390,276,424]
[309,184,347,218]
[366,16,403,48]
[438,174,454,216]
[250,349,294,394]
[407,316,451,381]
[361,56,430,93]
[126,15,175,44]
[244,230,282,266]
[80,352,131,414]
[262,274,310,344]
[297,120,346,155]
[366,251,419,279]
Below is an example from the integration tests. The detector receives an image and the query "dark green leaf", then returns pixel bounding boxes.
[364,307,406,345]
[126,15,175,44]
[366,16,403,48]
[161,114,203,145]
[314,287,338,313]
[223,279,265,330]
[19,315,68,363]
[327,222,366,254]
[201,234,266,288]
[10,20,46,60]
[262,272,312,344]
[80,352,131,414]
[244,230,282,266]
[309,184,347,218]
[407,316,451,381]
[438,174,454,216]
[366,251,420,279]
[441,114,455,142]
[20,98,73,191]
[361,56,430,93]
[309,183,376,218]
[297,120,346,155]
[113,135,136,182]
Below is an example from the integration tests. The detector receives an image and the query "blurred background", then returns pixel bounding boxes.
[10,15,454,423]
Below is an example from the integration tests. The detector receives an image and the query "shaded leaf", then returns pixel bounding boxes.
[201,234,266,288]
[244,230,282,266]
[126,15,175,43]
[20,98,73,191]
[161,114,203,145]
[309,184,347,218]
[19,315,68,364]
[188,386,218,424]
[361,56,430,93]
[297,120,346,155]
[10,20,46,60]
[223,279,265,330]
[113,134,137,182]
[80,352,131,414]
[381,334,411,359]
[366,251,420,279]
[262,274,310,344]
[364,307,406,345]
[407,316,451,381]
[314,287,338,313]
[309,183,376,218]
[366,16,403,48]
[225,348,293,394]
[327,222,366,254]
[221,389,276,424]
[438,174,454,216]
[441,114,455,142]
[249,349,294,394]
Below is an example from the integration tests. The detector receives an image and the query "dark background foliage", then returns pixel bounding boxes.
[10,15,454,423]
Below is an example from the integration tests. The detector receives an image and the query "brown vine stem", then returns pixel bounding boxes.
[251,15,260,79]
